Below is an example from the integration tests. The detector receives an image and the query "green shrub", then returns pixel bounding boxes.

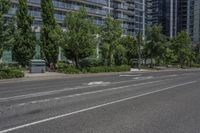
[0,71,7,79]
[0,63,21,69]
[56,61,66,70]
[80,58,101,68]
[0,68,24,79]
[85,65,131,73]
[191,63,200,68]
[57,65,80,74]
[57,61,131,74]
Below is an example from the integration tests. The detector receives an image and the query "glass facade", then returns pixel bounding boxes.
[187,0,200,44]
[145,0,178,38]
[177,0,188,33]
[8,0,145,36]
[145,0,163,25]
[2,0,145,63]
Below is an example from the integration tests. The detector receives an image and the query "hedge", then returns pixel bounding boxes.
[57,64,131,74]
[57,65,81,74]
[83,65,130,73]
[0,68,24,79]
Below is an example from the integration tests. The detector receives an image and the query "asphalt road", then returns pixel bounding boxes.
[0,69,200,133]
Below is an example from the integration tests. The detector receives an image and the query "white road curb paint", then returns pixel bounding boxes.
[0,81,196,133]
[0,74,179,103]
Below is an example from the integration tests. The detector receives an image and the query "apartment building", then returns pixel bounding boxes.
[6,0,145,35]
[2,0,145,62]
[187,0,200,44]
[145,0,178,38]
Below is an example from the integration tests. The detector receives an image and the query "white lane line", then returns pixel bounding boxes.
[167,74,177,77]
[155,74,177,78]
[8,78,172,108]
[0,86,91,102]
[0,74,178,102]
[119,74,141,77]
[0,81,196,133]
[133,76,153,80]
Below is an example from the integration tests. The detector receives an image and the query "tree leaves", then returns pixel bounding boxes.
[62,8,97,68]
[100,16,123,66]
[0,0,11,58]
[40,0,60,66]
[12,0,36,67]
[172,31,193,66]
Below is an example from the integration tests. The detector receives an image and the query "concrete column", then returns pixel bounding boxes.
[58,47,62,61]
[142,0,145,39]
[170,0,174,38]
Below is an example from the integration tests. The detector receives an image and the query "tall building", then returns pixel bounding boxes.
[2,0,145,62]
[177,0,188,33]
[145,0,178,38]
[187,0,200,44]
[6,0,145,36]
[145,0,163,25]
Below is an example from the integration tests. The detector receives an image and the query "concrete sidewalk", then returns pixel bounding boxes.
[0,71,133,84]
[0,68,199,84]
[25,72,67,78]
[0,72,68,84]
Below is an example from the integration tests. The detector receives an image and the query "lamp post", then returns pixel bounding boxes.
[137,2,145,70]
[108,0,111,14]
[137,28,142,70]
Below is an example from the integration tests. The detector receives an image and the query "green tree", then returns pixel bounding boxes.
[62,8,97,68]
[120,35,137,65]
[172,31,192,67]
[100,16,123,66]
[145,25,166,67]
[0,0,11,58]
[0,0,10,13]
[100,43,109,65]
[114,43,126,66]
[41,0,61,67]
[136,32,144,69]
[13,0,36,66]
[194,44,200,64]
[163,41,177,65]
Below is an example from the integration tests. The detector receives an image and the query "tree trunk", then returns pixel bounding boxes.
[108,46,112,66]
[144,58,147,66]
[74,54,79,68]
[150,58,153,68]
[157,58,160,66]
[189,60,192,67]
[180,58,183,68]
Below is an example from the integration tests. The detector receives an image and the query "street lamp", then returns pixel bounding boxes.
[137,3,145,70]
[137,28,142,70]
[108,0,111,14]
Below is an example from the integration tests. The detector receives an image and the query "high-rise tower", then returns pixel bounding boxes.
[2,0,146,63]
[145,0,178,38]
[187,0,200,44]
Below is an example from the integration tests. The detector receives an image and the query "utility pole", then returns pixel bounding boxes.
[137,0,145,70]
[108,0,111,15]
[137,30,142,70]
[137,11,143,70]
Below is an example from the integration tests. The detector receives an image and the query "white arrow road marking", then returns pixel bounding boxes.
[88,81,110,86]
[7,78,172,108]
[0,74,178,103]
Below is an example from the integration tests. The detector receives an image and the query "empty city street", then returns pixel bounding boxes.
[0,70,200,133]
